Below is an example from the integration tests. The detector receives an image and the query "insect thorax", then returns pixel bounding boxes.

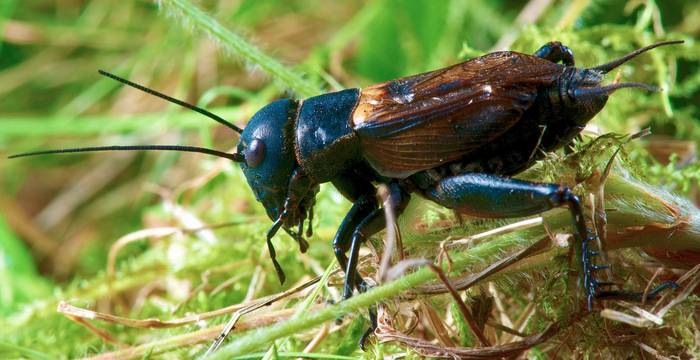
[294,88,362,183]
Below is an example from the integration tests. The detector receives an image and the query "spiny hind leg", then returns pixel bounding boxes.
[423,172,675,309]
[534,41,575,66]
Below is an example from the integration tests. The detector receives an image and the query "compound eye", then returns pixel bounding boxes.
[244,138,265,168]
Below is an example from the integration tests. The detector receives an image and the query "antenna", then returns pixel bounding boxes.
[9,145,245,162]
[98,70,243,134]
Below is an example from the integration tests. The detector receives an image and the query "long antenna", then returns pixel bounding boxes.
[9,145,245,162]
[98,70,243,134]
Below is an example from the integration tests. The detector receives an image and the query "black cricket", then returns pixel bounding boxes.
[11,40,683,348]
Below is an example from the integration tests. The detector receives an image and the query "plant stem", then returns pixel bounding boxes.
[210,235,524,358]
[211,166,700,357]
[160,0,321,98]
[556,0,591,30]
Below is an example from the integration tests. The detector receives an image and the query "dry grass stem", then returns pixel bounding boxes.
[65,315,126,347]
[383,258,491,347]
[418,236,551,294]
[378,184,398,283]
[376,306,561,359]
[300,323,329,355]
[58,277,319,330]
[80,306,322,360]
[205,276,321,355]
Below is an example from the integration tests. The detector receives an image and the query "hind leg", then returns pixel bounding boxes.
[534,41,575,66]
[424,172,674,309]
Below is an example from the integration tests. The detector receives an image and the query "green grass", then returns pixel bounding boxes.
[1,0,699,358]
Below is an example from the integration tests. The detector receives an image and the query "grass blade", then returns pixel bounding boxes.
[159,0,321,97]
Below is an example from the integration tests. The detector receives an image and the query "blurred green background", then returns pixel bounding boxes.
[0,0,699,358]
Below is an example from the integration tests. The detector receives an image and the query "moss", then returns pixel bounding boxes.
[1,0,699,358]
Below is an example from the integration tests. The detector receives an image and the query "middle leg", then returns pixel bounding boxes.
[340,182,409,350]
[331,180,409,350]
[339,182,410,299]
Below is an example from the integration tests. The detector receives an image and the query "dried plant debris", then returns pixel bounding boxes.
[2,0,700,359]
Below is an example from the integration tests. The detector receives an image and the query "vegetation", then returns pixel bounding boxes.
[1,0,699,358]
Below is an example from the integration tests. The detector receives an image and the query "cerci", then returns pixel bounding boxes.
[12,40,683,348]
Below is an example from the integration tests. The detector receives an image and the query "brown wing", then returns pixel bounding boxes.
[352,51,564,178]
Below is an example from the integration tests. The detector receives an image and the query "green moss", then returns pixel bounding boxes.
[1,0,699,358]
